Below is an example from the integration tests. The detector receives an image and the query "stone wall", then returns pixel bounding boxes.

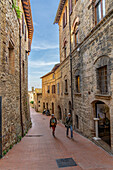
[0,0,31,153]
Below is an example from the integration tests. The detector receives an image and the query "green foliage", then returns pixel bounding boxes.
[30,101,34,104]
[17,135,22,142]
[9,145,13,149]
[12,0,22,19]
[3,150,7,156]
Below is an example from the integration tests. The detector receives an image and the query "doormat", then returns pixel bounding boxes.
[56,158,77,168]
[25,135,43,137]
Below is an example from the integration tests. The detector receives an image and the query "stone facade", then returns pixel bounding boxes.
[0,0,33,155]
[42,0,113,151]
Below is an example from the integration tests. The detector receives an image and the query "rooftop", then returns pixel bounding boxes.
[54,0,66,24]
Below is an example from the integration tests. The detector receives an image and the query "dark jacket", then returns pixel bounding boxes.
[65,116,72,127]
[50,117,57,127]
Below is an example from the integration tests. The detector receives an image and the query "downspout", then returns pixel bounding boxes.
[68,0,73,111]
[19,23,24,137]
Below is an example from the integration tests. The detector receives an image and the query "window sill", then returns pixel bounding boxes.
[74,93,81,96]
[95,94,111,100]
[64,92,68,95]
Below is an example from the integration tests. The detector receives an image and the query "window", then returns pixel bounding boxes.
[23,61,25,83]
[95,0,105,25]
[64,43,67,59]
[47,86,50,93]
[63,6,67,28]
[65,79,68,93]
[57,83,60,95]
[76,75,80,93]
[52,85,56,94]
[76,115,79,129]
[53,74,55,79]
[22,14,24,34]
[25,25,27,41]
[75,30,79,47]
[97,65,108,94]
[69,0,72,14]
[9,41,15,74]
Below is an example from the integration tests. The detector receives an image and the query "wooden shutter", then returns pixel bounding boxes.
[63,13,65,28]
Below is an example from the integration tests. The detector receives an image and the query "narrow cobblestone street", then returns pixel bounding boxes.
[0,108,113,170]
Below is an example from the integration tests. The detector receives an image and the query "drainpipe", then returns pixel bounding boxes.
[19,23,24,137]
[68,0,73,111]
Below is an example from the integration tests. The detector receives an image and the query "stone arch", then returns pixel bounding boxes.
[91,100,111,145]
[93,56,111,94]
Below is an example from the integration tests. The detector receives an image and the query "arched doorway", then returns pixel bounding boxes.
[95,101,110,145]
[58,105,62,120]
[52,102,54,114]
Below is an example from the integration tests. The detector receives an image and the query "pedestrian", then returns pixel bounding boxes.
[50,114,57,137]
[65,113,73,139]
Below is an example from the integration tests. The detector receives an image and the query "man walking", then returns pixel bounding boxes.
[50,114,57,137]
[65,113,73,139]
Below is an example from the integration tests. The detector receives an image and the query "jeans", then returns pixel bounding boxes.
[66,125,73,138]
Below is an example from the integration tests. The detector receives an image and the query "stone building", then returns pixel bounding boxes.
[28,87,35,108]
[34,88,42,112]
[0,0,33,156]
[42,0,113,151]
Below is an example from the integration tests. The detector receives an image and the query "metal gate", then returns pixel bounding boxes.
[0,96,2,158]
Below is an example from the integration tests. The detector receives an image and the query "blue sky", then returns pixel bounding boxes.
[28,0,60,91]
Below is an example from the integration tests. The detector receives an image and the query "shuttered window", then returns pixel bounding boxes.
[63,6,67,29]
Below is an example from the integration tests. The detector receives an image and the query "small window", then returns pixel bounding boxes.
[52,85,56,94]
[23,61,25,83]
[9,41,15,74]
[76,75,80,93]
[57,83,60,95]
[97,65,108,94]
[63,6,67,29]
[65,80,68,93]
[64,44,66,59]
[25,25,27,41]
[69,0,72,14]
[22,14,24,34]
[75,30,79,47]
[95,0,105,25]
[47,86,50,93]
[53,74,55,79]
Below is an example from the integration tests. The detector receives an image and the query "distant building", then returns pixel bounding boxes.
[0,0,33,155]
[28,88,42,112]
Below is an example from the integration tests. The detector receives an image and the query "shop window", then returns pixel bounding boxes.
[76,115,79,129]
[95,0,105,25]
[97,65,108,94]
[76,75,80,93]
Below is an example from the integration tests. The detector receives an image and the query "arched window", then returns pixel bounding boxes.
[94,56,111,94]
[72,17,80,48]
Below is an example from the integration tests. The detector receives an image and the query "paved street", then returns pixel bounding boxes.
[0,108,113,170]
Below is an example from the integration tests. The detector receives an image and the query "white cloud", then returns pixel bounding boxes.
[28,61,58,68]
[31,42,59,51]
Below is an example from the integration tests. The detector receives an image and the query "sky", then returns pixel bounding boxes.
[28,0,60,91]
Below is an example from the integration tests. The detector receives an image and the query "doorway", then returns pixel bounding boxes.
[52,102,54,114]
[58,105,62,120]
[95,101,110,145]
